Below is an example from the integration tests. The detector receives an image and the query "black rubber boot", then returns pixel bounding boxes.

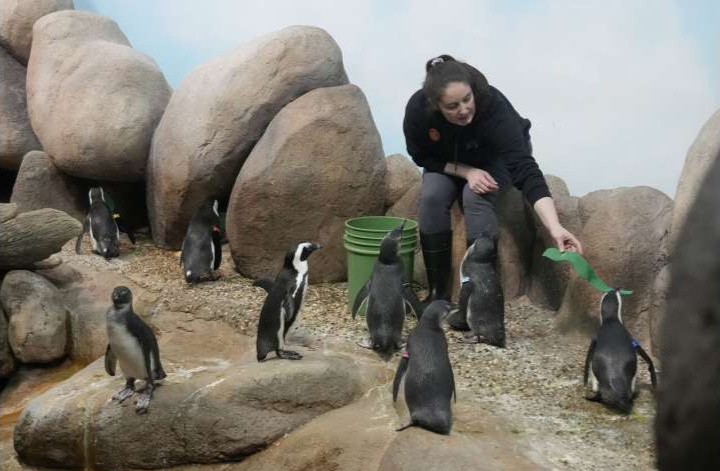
[420,231,453,304]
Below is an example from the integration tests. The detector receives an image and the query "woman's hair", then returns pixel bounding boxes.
[422,54,491,113]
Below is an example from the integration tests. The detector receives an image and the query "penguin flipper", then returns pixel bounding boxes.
[392,354,409,402]
[104,344,117,376]
[583,338,596,386]
[75,218,89,254]
[402,284,424,320]
[635,344,657,388]
[351,279,371,319]
[115,216,135,244]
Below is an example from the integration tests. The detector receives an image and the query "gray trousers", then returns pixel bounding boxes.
[418,172,499,241]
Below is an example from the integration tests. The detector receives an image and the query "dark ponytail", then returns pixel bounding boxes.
[422,54,491,112]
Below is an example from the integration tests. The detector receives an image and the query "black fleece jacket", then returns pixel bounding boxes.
[403,85,551,205]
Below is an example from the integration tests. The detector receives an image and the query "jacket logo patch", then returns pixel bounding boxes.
[428,128,441,142]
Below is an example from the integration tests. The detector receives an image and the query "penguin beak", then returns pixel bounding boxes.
[310,243,321,252]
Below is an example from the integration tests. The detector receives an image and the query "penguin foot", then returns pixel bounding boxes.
[135,392,152,414]
[277,350,303,360]
[461,334,480,344]
[356,338,374,349]
[584,392,601,402]
[396,422,414,432]
[112,387,135,403]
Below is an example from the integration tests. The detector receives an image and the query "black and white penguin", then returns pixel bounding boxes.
[104,286,166,414]
[457,235,505,347]
[351,221,423,359]
[584,289,657,413]
[180,199,222,283]
[256,241,321,361]
[75,187,135,259]
[393,300,456,435]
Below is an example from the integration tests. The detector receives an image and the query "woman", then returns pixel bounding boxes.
[403,54,582,309]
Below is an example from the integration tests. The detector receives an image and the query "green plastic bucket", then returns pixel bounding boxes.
[344,216,418,313]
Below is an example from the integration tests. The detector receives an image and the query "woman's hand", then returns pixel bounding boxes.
[533,197,584,254]
[549,225,583,254]
[466,168,499,194]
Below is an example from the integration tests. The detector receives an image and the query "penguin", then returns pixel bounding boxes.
[256,241,321,361]
[104,286,166,414]
[583,289,657,413]
[393,300,456,435]
[456,235,505,347]
[180,198,223,283]
[351,221,423,359]
[75,187,135,259]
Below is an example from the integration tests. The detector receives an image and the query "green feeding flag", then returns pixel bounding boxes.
[542,248,633,296]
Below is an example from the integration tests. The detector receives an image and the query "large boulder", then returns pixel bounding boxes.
[0,304,16,378]
[235,388,551,471]
[656,151,720,470]
[384,154,420,211]
[0,0,73,64]
[0,270,67,363]
[27,10,171,182]
[0,202,18,223]
[496,187,535,300]
[670,108,720,248]
[527,175,583,309]
[0,208,82,271]
[557,187,672,346]
[14,334,389,469]
[10,150,85,221]
[227,84,386,282]
[386,179,421,220]
[148,25,349,249]
[0,47,42,169]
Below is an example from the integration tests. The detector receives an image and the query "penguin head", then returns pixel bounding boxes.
[600,289,622,324]
[466,234,496,263]
[111,286,133,308]
[286,242,321,270]
[89,187,105,204]
[379,220,405,263]
[420,300,452,329]
[196,198,221,225]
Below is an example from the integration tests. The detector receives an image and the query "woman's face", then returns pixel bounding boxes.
[437,81,475,126]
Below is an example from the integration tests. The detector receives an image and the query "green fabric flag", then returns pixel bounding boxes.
[542,248,633,296]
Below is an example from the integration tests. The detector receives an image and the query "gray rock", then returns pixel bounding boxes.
[14,337,388,469]
[227,84,386,283]
[0,208,82,271]
[0,270,67,363]
[656,149,720,470]
[0,304,16,378]
[0,47,41,169]
[496,187,535,300]
[0,202,18,223]
[670,108,720,249]
[232,388,551,471]
[0,0,73,64]
[27,10,171,181]
[148,25,349,249]
[386,179,421,221]
[385,154,420,211]
[557,187,672,347]
[10,150,85,221]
